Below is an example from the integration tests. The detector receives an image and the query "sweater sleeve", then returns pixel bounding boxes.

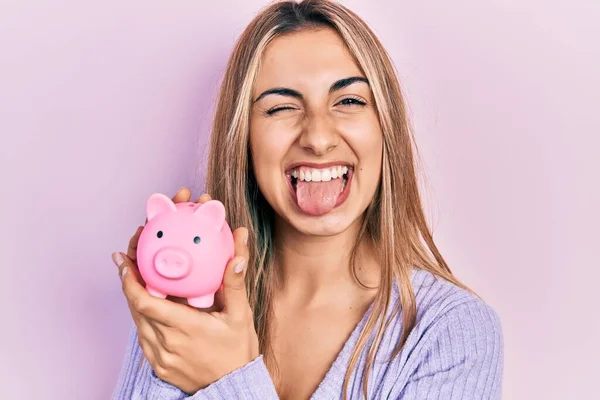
[393,300,504,400]
[111,324,279,400]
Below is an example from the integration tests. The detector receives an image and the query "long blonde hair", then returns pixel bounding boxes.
[205,1,471,398]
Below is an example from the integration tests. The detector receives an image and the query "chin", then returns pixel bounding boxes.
[284,206,362,237]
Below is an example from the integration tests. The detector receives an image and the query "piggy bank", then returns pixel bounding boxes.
[136,193,234,308]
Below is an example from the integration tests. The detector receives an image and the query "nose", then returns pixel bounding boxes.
[298,111,339,156]
[153,248,191,279]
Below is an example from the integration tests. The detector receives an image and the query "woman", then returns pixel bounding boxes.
[111,1,503,399]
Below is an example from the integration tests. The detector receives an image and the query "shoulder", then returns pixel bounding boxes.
[405,269,503,369]
[409,268,503,335]
[406,268,503,351]
[379,270,504,398]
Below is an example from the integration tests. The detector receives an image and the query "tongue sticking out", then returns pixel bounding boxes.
[296,178,344,216]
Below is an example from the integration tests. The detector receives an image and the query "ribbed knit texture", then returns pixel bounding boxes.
[112,269,503,399]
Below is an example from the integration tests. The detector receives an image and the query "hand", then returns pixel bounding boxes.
[111,187,259,394]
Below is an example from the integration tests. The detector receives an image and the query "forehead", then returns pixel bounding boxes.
[254,27,364,93]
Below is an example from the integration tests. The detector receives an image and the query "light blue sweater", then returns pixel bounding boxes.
[111,269,503,399]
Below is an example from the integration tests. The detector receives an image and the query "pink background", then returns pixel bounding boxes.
[1,0,598,398]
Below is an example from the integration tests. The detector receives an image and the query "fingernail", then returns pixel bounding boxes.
[112,252,124,267]
[121,266,129,279]
[234,259,246,274]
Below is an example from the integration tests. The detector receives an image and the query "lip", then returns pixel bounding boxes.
[285,161,353,174]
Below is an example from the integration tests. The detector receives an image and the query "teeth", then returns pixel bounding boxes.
[290,165,350,182]
[312,170,321,182]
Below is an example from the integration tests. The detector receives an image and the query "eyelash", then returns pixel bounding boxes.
[265,96,367,115]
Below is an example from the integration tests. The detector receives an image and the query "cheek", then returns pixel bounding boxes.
[249,119,295,186]
[340,115,383,166]
[251,117,298,159]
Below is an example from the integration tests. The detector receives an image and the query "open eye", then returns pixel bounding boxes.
[194,236,201,244]
[157,230,163,238]
[336,96,367,107]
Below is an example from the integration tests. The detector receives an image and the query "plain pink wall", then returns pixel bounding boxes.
[1,1,598,398]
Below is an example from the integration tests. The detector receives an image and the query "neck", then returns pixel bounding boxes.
[272,216,378,305]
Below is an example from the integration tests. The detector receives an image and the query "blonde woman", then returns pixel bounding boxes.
[111,1,503,399]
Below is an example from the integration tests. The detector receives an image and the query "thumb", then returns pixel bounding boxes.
[221,257,249,319]
[220,228,250,319]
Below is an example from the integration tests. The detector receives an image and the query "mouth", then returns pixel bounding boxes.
[285,162,354,217]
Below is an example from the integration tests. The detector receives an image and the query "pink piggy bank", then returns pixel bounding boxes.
[136,193,234,308]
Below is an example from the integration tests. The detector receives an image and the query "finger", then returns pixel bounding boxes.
[220,256,250,321]
[138,333,159,371]
[165,295,191,306]
[139,313,172,356]
[143,334,174,382]
[233,227,250,260]
[219,227,250,320]
[196,193,212,204]
[125,296,143,327]
[137,314,159,345]
[127,226,144,261]
[114,252,201,327]
[172,187,191,204]
[211,286,226,312]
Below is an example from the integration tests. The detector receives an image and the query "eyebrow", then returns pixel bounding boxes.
[253,76,369,103]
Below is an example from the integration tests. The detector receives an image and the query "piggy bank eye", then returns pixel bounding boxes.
[193,236,201,244]
[157,230,163,238]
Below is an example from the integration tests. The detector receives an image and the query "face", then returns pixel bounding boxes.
[249,27,383,236]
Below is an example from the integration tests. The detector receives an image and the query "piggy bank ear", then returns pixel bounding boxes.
[194,200,226,230]
[146,193,177,221]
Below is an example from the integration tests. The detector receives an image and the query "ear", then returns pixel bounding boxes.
[146,193,177,221]
[194,200,226,231]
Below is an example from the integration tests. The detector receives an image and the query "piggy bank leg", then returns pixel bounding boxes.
[187,294,214,308]
[146,287,167,299]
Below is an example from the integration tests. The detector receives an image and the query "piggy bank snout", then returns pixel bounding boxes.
[153,248,191,279]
